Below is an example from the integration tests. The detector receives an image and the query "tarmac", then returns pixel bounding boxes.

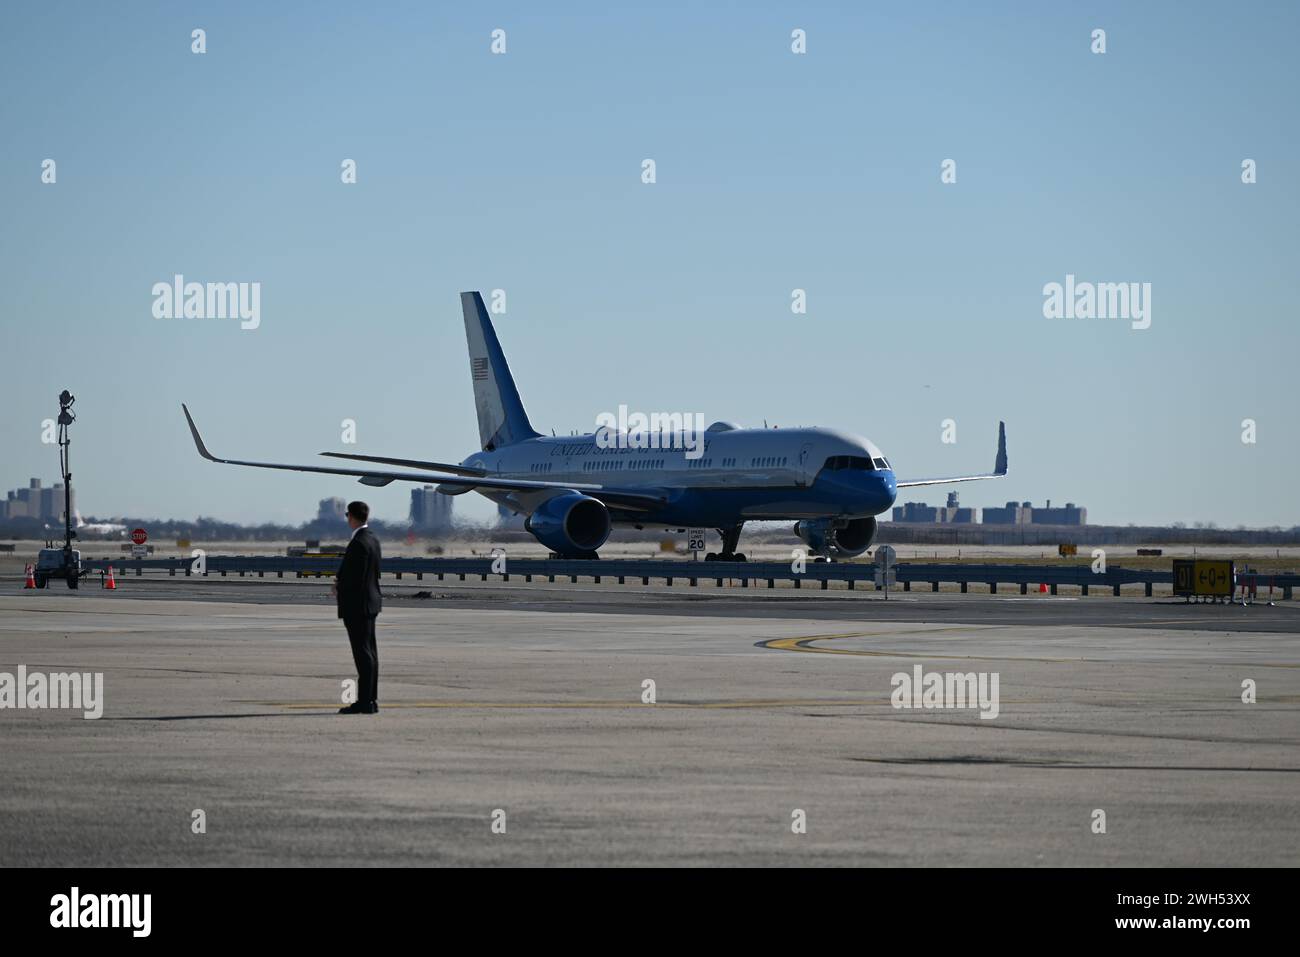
[1,579,1297,866]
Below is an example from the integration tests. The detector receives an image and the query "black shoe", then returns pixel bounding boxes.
[365,701,379,714]
[338,702,368,715]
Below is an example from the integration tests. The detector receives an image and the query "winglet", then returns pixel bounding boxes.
[181,403,218,462]
[994,421,1008,475]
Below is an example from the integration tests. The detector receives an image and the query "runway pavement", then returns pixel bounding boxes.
[1,583,1297,866]
[15,573,1300,632]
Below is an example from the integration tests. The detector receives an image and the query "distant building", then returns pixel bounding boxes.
[1030,499,1087,526]
[410,486,454,531]
[892,501,939,523]
[892,492,977,524]
[1,478,73,522]
[938,491,978,524]
[317,497,347,523]
[982,501,1032,525]
[980,499,1087,525]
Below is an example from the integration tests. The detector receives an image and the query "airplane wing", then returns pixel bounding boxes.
[181,404,668,510]
[895,421,1008,489]
[318,452,487,477]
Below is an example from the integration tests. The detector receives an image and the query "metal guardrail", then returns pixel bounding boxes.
[77,555,1299,598]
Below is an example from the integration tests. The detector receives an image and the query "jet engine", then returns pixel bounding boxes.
[525,493,611,557]
[793,516,877,558]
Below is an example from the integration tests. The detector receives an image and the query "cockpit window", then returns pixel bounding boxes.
[823,455,877,471]
[873,457,889,470]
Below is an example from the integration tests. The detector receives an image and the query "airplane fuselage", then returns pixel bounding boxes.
[462,424,898,528]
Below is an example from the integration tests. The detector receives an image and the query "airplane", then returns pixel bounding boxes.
[182,291,1007,561]
[73,511,127,536]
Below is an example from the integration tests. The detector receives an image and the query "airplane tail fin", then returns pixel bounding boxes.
[460,291,541,451]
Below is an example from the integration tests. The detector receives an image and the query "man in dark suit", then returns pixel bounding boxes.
[332,501,382,714]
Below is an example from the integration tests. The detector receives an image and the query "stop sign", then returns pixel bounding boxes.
[131,528,148,545]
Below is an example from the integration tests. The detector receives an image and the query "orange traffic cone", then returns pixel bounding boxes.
[1038,582,1048,594]
[24,563,36,588]
[104,565,116,590]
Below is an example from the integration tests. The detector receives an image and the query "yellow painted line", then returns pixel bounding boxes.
[758,629,1078,663]
[758,631,1300,668]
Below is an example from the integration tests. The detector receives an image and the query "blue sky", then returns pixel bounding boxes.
[1,1,1296,527]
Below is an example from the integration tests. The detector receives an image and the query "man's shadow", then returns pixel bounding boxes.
[107,711,337,722]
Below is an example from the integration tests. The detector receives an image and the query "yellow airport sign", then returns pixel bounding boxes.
[1172,559,1234,597]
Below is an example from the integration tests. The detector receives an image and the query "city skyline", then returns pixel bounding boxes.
[5,466,1292,532]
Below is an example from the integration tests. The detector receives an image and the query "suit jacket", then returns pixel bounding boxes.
[336,527,383,619]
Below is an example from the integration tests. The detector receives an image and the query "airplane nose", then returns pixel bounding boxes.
[850,470,894,512]
[879,470,897,507]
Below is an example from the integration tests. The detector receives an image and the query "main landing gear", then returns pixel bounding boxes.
[705,524,747,562]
